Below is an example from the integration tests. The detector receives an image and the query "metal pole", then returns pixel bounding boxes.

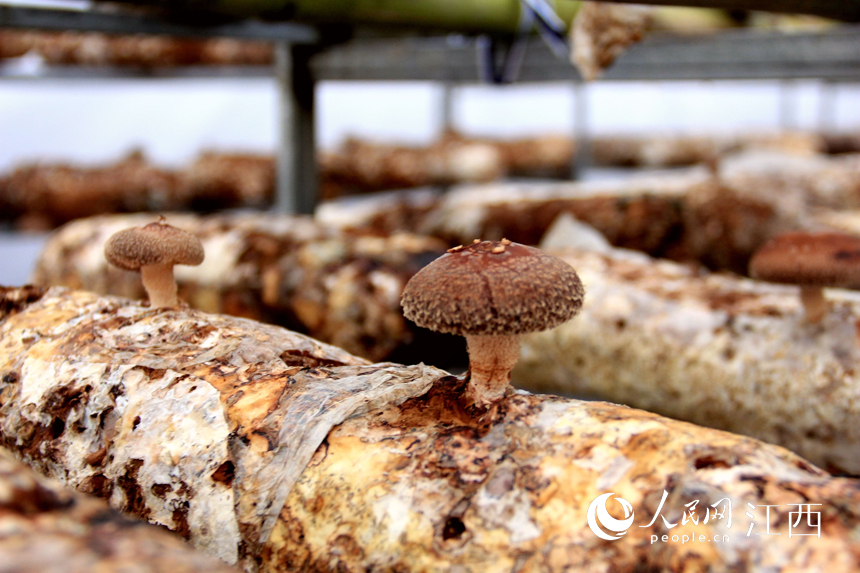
[275,41,318,214]
[817,80,838,133]
[778,79,798,130]
[572,81,590,180]
[441,82,455,133]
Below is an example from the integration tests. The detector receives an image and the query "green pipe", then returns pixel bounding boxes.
[122,0,580,33]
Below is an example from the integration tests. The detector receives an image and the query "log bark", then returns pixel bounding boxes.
[30,212,449,363]
[1,285,860,572]
[0,152,275,230]
[515,246,860,475]
[321,151,860,274]
[0,29,273,68]
[0,445,240,573]
[319,133,574,199]
[590,131,825,167]
[570,2,652,81]
[321,165,805,275]
[0,134,846,229]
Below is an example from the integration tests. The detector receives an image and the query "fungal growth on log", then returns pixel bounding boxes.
[401,239,584,406]
[104,217,204,308]
[749,231,860,323]
[3,286,860,572]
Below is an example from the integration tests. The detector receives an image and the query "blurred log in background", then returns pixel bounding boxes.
[2,130,858,230]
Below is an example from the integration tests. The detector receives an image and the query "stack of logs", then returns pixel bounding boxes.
[29,146,860,477]
[3,130,859,229]
[0,29,272,67]
[0,151,275,230]
[6,21,860,573]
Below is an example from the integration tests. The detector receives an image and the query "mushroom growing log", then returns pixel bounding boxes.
[318,164,809,275]
[319,152,860,274]
[0,445,240,573]
[31,212,448,363]
[515,245,860,475]
[2,285,860,572]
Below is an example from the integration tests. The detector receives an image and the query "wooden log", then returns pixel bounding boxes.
[321,150,860,274]
[0,444,240,572]
[1,285,860,571]
[0,152,276,229]
[31,212,450,363]
[590,131,825,167]
[0,29,270,67]
[570,2,652,81]
[0,134,843,229]
[318,133,507,200]
[515,245,860,475]
[320,166,804,275]
[1,151,179,230]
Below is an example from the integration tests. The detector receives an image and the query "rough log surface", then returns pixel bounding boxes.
[320,165,800,275]
[0,29,273,67]
[0,152,274,230]
[1,134,849,229]
[320,151,860,274]
[515,246,860,475]
[1,286,860,572]
[31,212,449,363]
[0,445,240,573]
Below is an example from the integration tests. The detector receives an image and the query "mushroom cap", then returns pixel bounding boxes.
[749,232,860,288]
[104,220,205,272]
[401,240,584,336]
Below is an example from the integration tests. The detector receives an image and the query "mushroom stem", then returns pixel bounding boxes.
[464,334,521,407]
[800,286,828,324]
[140,263,178,308]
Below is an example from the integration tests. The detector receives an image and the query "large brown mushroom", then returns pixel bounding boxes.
[104,218,204,308]
[749,231,860,323]
[401,239,584,407]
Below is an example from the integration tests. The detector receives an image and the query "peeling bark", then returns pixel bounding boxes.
[1,286,860,572]
[31,212,449,363]
[0,447,239,573]
[515,246,860,475]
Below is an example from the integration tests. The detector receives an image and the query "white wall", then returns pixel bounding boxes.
[1,79,859,172]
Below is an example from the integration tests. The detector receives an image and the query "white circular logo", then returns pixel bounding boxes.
[587,493,635,540]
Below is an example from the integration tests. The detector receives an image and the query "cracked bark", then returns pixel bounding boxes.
[1,286,860,572]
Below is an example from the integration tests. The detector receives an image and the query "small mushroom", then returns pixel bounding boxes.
[104,218,204,308]
[401,239,584,407]
[749,231,860,323]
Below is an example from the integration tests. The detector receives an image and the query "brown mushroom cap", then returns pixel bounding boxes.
[104,221,205,272]
[749,232,860,288]
[401,240,584,336]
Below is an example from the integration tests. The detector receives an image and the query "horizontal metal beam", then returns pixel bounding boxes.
[604,26,860,81]
[602,0,860,23]
[0,4,319,42]
[1,5,857,82]
[311,26,860,82]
